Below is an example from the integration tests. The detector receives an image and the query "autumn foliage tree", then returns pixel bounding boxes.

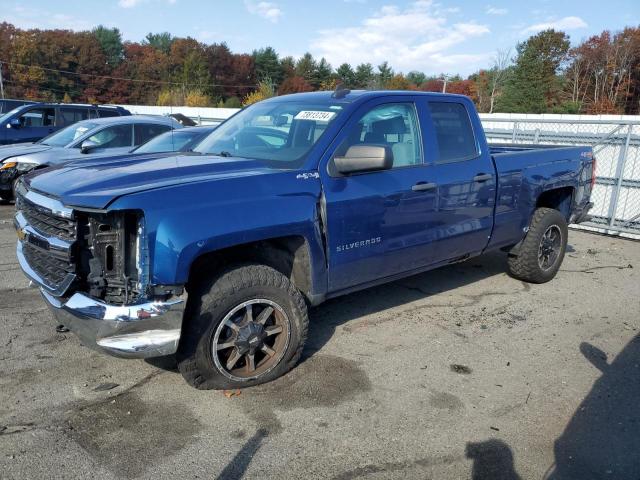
[0,22,638,114]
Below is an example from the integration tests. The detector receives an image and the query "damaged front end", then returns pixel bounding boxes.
[15,182,186,358]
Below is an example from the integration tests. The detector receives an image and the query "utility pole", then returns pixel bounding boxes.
[0,61,5,100]
[441,74,448,93]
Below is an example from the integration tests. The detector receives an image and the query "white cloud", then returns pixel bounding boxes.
[118,0,176,7]
[4,5,92,31]
[523,16,587,33]
[118,0,142,7]
[486,5,508,15]
[310,1,490,74]
[244,0,283,23]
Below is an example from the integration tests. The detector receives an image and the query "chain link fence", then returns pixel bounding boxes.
[480,116,640,238]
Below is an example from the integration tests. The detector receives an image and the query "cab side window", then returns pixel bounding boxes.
[87,125,133,148]
[18,108,56,127]
[60,107,89,126]
[134,124,171,145]
[428,102,478,164]
[337,103,422,168]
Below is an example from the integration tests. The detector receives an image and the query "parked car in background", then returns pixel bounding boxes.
[133,125,217,154]
[0,99,35,115]
[168,113,198,127]
[0,103,131,145]
[13,90,595,389]
[0,115,180,200]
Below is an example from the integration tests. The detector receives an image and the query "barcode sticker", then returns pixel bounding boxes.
[294,111,336,122]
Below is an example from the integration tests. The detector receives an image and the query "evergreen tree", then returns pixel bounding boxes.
[144,32,174,54]
[252,47,283,85]
[406,71,427,87]
[377,61,394,88]
[336,63,356,87]
[497,29,570,113]
[314,58,333,89]
[91,25,123,66]
[295,52,317,81]
[354,63,375,88]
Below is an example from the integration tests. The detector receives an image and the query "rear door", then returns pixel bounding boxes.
[58,107,90,127]
[321,97,441,292]
[425,99,496,261]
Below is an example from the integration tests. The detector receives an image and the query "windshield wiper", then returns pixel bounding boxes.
[211,151,233,157]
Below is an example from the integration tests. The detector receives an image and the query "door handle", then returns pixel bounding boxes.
[473,173,492,182]
[412,182,437,192]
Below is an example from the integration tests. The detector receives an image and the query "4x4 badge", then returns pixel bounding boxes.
[296,172,320,180]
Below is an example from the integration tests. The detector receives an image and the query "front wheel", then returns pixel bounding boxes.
[0,190,13,202]
[177,264,309,390]
[508,207,568,284]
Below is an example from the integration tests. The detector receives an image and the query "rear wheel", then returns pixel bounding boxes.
[508,207,568,283]
[177,264,308,390]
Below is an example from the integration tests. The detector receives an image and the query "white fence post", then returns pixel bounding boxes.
[607,125,633,228]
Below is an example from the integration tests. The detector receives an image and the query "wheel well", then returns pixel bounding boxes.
[187,236,313,300]
[536,187,574,219]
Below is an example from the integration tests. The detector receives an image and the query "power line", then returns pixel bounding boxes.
[2,79,82,96]
[0,61,4,99]
[0,60,259,89]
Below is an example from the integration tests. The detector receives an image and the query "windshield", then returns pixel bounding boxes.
[39,122,99,147]
[0,107,22,125]
[133,129,209,154]
[194,101,343,167]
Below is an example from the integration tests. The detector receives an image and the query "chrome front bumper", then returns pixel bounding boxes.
[39,289,186,358]
[17,238,185,359]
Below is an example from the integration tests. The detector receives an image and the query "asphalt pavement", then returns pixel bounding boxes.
[0,201,638,479]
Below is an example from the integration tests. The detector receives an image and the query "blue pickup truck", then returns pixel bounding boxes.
[14,90,595,389]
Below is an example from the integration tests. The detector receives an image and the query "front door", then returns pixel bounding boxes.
[320,98,439,293]
[14,107,56,143]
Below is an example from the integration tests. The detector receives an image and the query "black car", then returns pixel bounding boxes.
[0,102,131,145]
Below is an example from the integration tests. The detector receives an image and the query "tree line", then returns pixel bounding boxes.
[0,22,638,114]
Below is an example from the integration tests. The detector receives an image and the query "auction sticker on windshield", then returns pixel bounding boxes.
[294,111,336,122]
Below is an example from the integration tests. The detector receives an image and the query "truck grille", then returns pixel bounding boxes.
[15,185,78,296]
[22,242,75,288]
[16,194,76,242]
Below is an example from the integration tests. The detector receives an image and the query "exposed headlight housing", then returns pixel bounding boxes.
[76,210,149,305]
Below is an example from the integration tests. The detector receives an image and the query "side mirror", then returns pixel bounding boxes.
[334,145,393,175]
[80,140,99,154]
[8,118,21,129]
[274,115,288,127]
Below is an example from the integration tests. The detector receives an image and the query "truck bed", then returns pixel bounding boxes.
[489,143,583,155]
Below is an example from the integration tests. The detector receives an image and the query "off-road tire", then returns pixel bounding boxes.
[177,264,308,390]
[508,207,568,284]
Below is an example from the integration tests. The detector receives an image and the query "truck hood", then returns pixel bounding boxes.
[25,153,281,209]
[0,143,50,162]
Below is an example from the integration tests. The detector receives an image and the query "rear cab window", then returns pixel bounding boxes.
[428,102,478,164]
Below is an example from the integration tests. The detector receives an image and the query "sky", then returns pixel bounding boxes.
[1,0,638,76]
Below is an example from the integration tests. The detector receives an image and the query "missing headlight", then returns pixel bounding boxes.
[76,210,147,305]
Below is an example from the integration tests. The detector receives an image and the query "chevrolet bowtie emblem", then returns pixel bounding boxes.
[16,227,26,241]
